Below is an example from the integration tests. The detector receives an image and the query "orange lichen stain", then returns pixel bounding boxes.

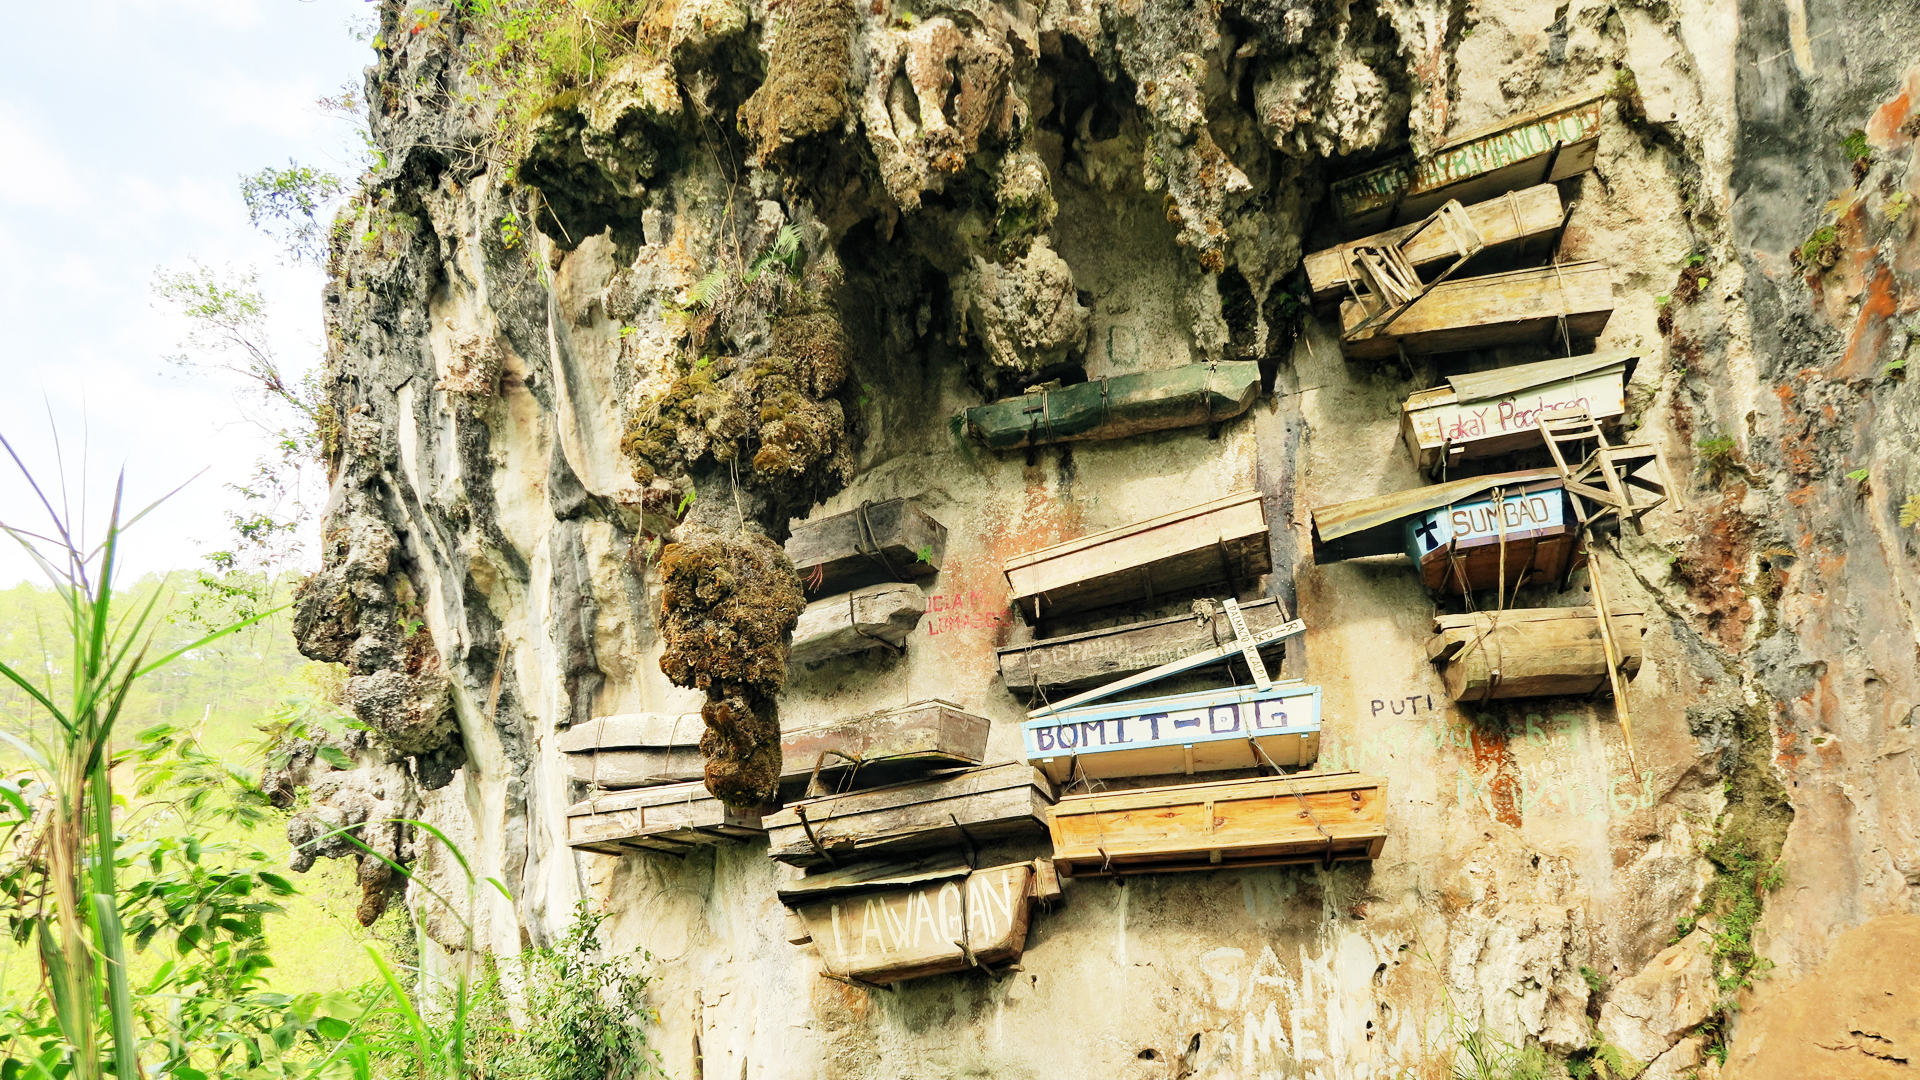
[1865,69,1917,147]
[1675,488,1757,650]
[1785,484,1818,507]
[1468,723,1522,829]
[1837,266,1899,381]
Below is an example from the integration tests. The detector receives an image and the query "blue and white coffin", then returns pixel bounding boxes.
[1402,480,1581,593]
[1022,682,1322,784]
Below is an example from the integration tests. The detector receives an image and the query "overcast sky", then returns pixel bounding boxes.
[0,1,374,588]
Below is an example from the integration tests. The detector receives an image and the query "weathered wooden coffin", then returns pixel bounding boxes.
[1330,94,1604,234]
[1401,352,1638,471]
[963,362,1263,450]
[764,763,1054,867]
[786,499,946,598]
[1022,682,1322,784]
[996,596,1293,695]
[1403,479,1583,593]
[566,782,764,855]
[1003,491,1271,621]
[1313,468,1585,593]
[1428,605,1646,701]
[1339,261,1614,360]
[788,583,927,665]
[781,701,990,788]
[792,861,1039,983]
[1048,771,1389,877]
[1305,184,1566,305]
[559,712,705,788]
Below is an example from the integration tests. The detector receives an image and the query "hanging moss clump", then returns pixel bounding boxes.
[657,527,806,806]
[738,0,856,167]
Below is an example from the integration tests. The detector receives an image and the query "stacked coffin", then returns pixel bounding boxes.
[757,684,1045,986]
[560,712,752,856]
[783,498,945,666]
[1312,94,1616,361]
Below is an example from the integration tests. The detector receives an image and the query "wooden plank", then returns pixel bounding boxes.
[997,597,1291,696]
[1048,772,1388,877]
[1338,261,1614,360]
[565,781,764,856]
[789,583,927,665]
[1003,492,1271,621]
[786,498,946,598]
[1401,356,1635,470]
[780,701,990,788]
[1026,618,1305,718]
[764,763,1054,867]
[1330,95,1604,233]
[963,362,1262,450]
[1429,606,1645,700]
[794,862,1036,983]
[564,748,704,787]
[777,852,975,906]
[557,712,703,754]
[1306,184,1565,303]
[1419,533,1583,594]
[1022,682,1322,785]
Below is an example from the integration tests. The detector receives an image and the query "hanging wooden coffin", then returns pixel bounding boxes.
[780,701,991,788]
[1401,352,1638,471]
[788,583,927,666]
[996,596,1294,696]
[1048,771,1389,877]
[963,362,1263,450]
[559,712,705,788]
[791,861,1042,984]
[1339,261,1614,360]
[566,782,764,855]
[1330,94,1604,234]
[1003,491,1271,621]
[1404,479,1584,593]
[1022,682,1322,784]
[1428,605,1646,701]
[1305,184,1566,306]
[764,763,1055,868]
[786,499,946,598]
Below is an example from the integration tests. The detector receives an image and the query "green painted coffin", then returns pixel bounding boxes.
[963,362,1262,451]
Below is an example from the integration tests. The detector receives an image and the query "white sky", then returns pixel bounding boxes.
[0,1,376,588]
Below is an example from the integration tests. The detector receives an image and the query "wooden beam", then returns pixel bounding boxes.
[1338,261,1614,360]
[996,596,1292,696]
[785,498,946,598]
[1306,184,1565,303]
[776,852,975,906]
[1002,491,1272,621]
[788,584,927,665]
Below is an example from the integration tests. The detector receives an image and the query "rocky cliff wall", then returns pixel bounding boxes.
[285,0,1920,1075]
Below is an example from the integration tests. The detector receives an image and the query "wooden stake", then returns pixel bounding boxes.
[1585,543,1639,779]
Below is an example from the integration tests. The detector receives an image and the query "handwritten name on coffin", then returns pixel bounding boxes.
[808,864,1029,972]
[1411,377,1623,448]
[1024,689,1317,755]
[1406,490,1566,559]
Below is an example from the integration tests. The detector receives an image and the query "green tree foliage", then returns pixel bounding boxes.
[238,163,346,268]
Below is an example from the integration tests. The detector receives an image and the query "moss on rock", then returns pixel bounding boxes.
[739,0,856,166]
[657,527,804,807]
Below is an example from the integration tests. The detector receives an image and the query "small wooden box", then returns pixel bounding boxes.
[1002,491,1271,621]
[786,499,946,598]
[1048,771,1388,877]
[781,701,991,789]
[1339,261,1614,360]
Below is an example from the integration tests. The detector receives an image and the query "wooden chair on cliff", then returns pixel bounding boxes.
[1534,409,1678,778]
[1341,199,1487,340]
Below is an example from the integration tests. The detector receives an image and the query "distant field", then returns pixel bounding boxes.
[0,576,387,1002]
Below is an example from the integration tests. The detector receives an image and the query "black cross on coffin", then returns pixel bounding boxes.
[1413,516,1443,552]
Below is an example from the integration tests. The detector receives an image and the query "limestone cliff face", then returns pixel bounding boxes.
[289,0,1919,1074]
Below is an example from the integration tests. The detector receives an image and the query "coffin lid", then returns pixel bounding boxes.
[1413,351,1639,410]
[1002,490,1264,572]
[1312,468,1564,562]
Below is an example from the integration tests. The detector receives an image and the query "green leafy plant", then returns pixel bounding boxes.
[1696,434,1739,486]
[1886,192,1911,221]
[676,488,698,517]
[498,211,525,250]
[1886,354,1909,378]
[1579,965,1605,993]
[1793,224,1842,272]
[0,450,281,1080]
[1842,128,1872,181]
[915,544,934,565]
[1846,467,1870,487]
[1900,493,1920,529]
